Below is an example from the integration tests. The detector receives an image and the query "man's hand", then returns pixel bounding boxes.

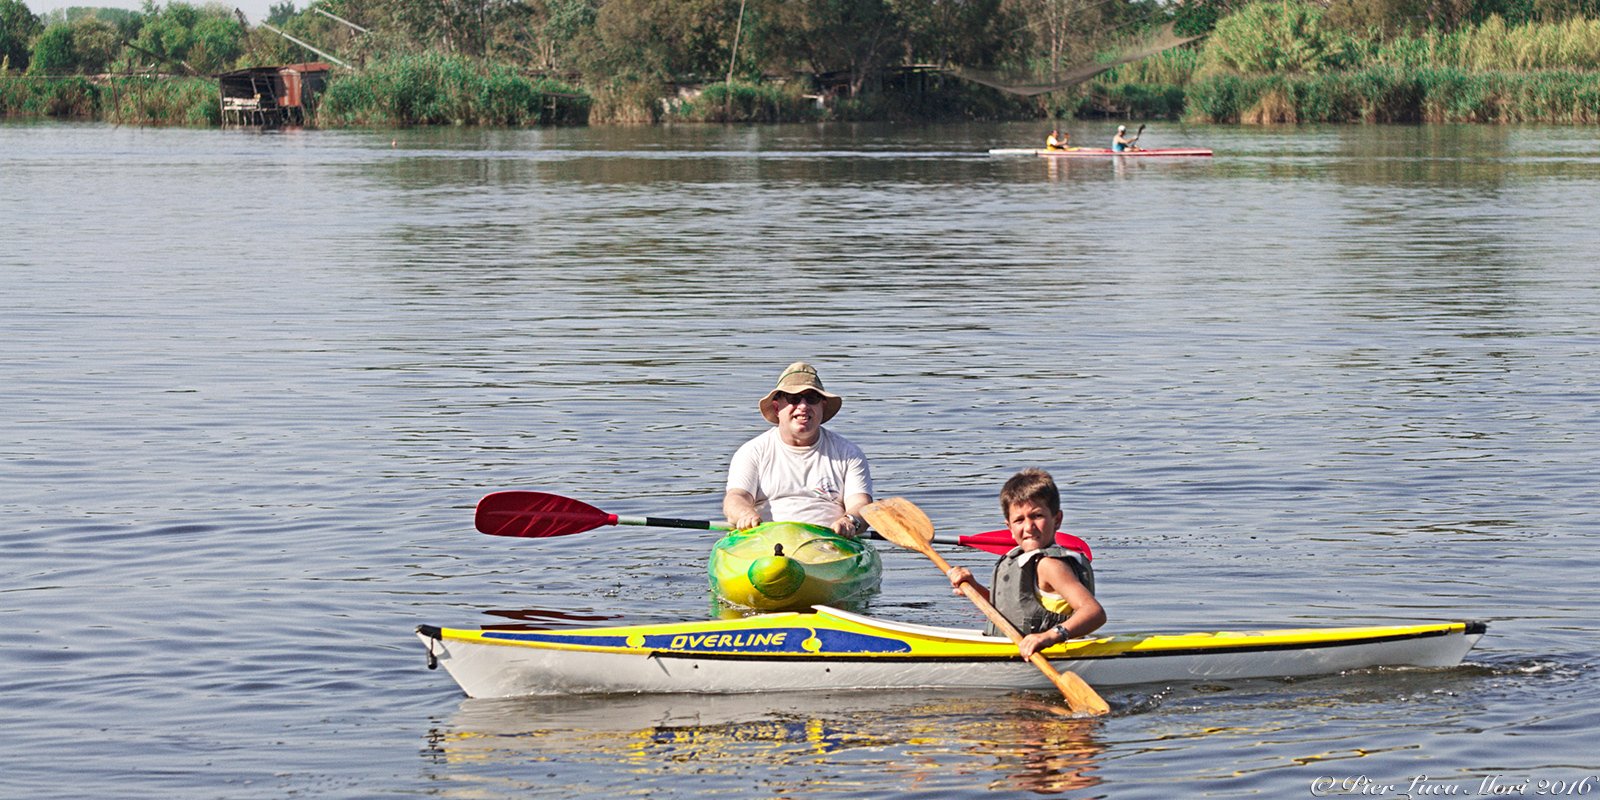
[831,514,864,538]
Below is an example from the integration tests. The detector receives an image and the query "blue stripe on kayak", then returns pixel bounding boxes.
[479,627,913,654]
[652,626,1474,662]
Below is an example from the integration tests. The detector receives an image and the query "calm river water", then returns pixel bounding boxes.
[3,119,1597,799]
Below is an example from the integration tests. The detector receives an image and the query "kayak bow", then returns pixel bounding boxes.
[709,522,882,612]
[417,606,1487,698]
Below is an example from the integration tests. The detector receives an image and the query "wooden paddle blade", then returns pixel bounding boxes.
[474,491,615,538]
[1048,666,1111,716]
[860,498,936,554]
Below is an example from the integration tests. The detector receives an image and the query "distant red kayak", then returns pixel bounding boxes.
[989,147,1213,158]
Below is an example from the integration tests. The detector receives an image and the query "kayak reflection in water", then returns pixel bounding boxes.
[1112,124,1142,152]
[723,361,873,539]
[1045,128,1071,150]
[946,469,1106,659]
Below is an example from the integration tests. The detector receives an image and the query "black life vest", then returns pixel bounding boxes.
[985,545,1096,637]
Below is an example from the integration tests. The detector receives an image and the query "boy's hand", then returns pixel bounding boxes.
[1018,631,1055,660]
[947,566,973,593]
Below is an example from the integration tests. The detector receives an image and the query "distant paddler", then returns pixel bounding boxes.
[1112,124,1144,153]
[723,361,873,538]
[1045,128,1071,151]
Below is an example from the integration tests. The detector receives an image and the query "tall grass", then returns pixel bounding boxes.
[105,76,219,125]
[1372,15,1600,71]
[1185,66,1600,123]
[0,74,216,124]
[1086,48,1201,120]
[585,79,666,125]
[672,81,819,123]
[1170,3,1600,125]
[1104,47,1202,87]
[0,75,99,116]
[318,53,590,126]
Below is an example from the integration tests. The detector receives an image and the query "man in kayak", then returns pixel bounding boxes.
[1112,124,1140,152]
[947,468,1105,658]
[723,361,873,538]
[1045,129,1070,150]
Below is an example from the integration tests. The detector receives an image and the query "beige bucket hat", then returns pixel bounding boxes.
[759,361,843,424]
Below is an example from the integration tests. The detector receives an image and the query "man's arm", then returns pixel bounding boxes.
[723,489,762,530]
[835,492,873,537]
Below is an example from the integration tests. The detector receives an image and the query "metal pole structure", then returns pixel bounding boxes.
[724,0,746,120]
[259,22,352,68]
[314,7,370,34]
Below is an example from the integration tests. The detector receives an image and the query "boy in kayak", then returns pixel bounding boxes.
[947,468,1105,658]
[1045,129,1070,150]
[724,361,874,538]
[1112,124,1140,152]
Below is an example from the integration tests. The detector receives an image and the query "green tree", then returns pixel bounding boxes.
[586,0,745,80]
[1172,0,1241,35]
[1,0,42,71]
[528,0,599,71]
[344,0,523,56]
[767,0,905,95]
[267,1,296,25]
[896,0,1012,66]
[189,14,243,70]
[72,14,124,73]
[27,22,75,74]
[998,0,1120,74]
[126,2,244,73]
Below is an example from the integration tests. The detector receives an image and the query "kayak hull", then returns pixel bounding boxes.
[708,522,882,613]
[988,147,1213,158]
[417,606,1487,699]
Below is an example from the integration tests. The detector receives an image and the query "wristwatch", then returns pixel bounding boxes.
[1052,623,1069,641]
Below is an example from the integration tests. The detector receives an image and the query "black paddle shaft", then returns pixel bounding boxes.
[634,515,722,530]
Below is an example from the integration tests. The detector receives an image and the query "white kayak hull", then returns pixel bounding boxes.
[417,606,1486,699]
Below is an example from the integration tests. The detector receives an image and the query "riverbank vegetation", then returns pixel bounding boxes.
[3,0,1599,127]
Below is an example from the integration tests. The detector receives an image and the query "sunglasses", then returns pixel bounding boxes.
[775,391,826,406]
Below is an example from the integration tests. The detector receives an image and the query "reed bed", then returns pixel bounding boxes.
[0,74,217,124]
[671,81,819,123]
[1121,5,1600,124]
[1370,16,1600,72]
[317,53,589,127]
[1185,66,1600,123]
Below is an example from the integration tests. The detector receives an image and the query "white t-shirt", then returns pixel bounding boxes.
[726,427,873,527]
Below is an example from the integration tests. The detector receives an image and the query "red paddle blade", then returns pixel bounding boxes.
[954,531,1015,555]
[475,491,616,538]
[958,530,1093,560]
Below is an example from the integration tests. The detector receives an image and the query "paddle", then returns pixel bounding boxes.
[860,497,1110,716]
[1117,123,1145,152]
[473,491,1078,557]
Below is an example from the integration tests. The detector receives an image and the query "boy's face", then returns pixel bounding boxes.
[1005,498,1063,551]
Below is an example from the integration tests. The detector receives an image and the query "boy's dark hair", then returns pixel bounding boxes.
[1000,468,1061,516]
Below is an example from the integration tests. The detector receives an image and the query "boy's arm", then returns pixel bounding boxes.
[1017,560,1105,659]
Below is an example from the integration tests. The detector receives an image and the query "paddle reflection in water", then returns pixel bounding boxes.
[422,691,1105,796]
[477,607,624,630]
